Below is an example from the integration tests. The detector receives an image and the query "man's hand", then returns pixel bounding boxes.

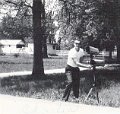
[87,65,92,68]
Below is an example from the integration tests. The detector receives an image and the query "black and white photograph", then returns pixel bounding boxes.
[0,0,120,114]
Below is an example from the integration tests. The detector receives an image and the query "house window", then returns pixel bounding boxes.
[0,45,4,48]
[16,45,22,48]
[53,44,56,49]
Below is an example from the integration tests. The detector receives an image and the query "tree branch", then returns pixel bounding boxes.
[5,0,33,9]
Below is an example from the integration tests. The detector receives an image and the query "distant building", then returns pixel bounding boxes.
[26,43,56,55]
[47,43,56,55]
[0,39,56,55]
[0,39,25,54]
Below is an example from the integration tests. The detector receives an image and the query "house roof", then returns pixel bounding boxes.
[0,39,25,46]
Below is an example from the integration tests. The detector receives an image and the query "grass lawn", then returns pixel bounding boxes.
[0,53,120,108]
[0,54,67,73]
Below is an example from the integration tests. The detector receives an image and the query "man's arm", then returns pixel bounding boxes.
[76,61,91,68]
[72,58,91,68]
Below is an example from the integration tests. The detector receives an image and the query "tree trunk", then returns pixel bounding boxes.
[117,43,120,63]
[115,0,120,63]
[109,51,112,60]
[42,0,48,58]
[32,0,45,78]
[43,38,48,58]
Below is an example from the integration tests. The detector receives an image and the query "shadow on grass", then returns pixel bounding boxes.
[0,66,120,107]
[0,73,67,100]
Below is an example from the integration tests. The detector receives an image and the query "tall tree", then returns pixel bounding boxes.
[97,0,120,62]
[32,0,45,78]
[0,0,45,78]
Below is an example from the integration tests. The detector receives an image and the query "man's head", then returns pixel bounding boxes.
[74,39,80,51]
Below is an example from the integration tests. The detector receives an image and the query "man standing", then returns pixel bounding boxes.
[62,39,91,102]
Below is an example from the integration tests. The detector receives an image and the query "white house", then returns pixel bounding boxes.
[47,43,56,55]
[0,39,56,55]
[26,43,56,55]
[0,39,25,54]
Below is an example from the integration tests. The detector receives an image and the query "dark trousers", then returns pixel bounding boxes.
[63,65,80,101]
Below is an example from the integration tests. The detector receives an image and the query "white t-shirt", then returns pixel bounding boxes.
[67,48,86,67]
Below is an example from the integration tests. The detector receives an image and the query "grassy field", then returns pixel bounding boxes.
[0,52,116,73]
[0,53,120,108]
[0,54,67,73]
